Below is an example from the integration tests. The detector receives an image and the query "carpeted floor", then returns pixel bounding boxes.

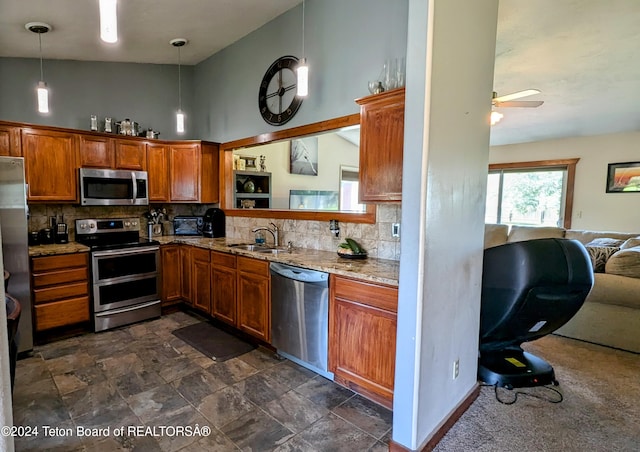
[435,335,640,451]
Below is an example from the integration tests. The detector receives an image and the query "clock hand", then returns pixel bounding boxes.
[282,84,297,93]
[265,91,280,99]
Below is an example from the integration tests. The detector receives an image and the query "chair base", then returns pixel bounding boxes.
[478,348,557,389]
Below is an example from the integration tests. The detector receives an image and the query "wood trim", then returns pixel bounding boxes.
[389,384,481,452]
[489,158,579,229]
[220,114,377,224]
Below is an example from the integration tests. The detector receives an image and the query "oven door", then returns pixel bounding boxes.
[92,245,160,313]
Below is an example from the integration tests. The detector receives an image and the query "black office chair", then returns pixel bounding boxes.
[479,238,593,388]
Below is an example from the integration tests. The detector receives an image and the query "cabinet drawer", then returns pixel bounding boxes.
[33,267,88,288]
[33,281,88,305]
[333,276,398,312]
[35,296,90,331]
[237,256,269,277]
[191,247,211,262]
[212,251,236,269]
[32,253,88,272]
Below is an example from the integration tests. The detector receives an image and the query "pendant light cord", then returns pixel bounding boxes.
[301,0,305,57]
[177,46,182,111]
[38,32,44,82]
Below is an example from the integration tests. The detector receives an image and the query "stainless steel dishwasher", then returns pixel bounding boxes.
[270,262,333,379]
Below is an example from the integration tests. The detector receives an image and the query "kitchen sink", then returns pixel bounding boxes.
[228,243,269,251]
[254,247,291,254]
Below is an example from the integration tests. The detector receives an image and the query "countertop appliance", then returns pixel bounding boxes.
[270,262,332,379]
[173,216,203,236]
[75,217,161,332]
[79,168,149,206]
[0,157,33,353]
[202,208,225,238]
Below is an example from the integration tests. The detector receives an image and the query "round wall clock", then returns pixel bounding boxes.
[258,55,303,126]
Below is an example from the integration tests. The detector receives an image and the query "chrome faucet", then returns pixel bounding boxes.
[252,222,280,247]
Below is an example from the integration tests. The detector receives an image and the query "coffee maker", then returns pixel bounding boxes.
[202,208,225,238]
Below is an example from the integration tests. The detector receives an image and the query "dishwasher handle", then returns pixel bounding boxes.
[270,262,329,284]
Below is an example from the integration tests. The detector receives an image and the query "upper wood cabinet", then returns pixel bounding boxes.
[356,87,405,202]
[115,139,146,171]
[329,274,398,409]
[79,134,114,168]
[169,142,219,203]
[147,143,170,202]
[22,128,78,202]
[237,256,270,342]
[0,124,22,157]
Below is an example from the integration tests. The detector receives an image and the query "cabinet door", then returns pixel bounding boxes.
[211,252,237,326]
[0,124,22,156]
[169,143,200,201]
[191,247,211,314]
[115,139,147,170]
[180,246,192,304]
[237,257,270,342]
[79,135,114,168]
[147,143,170,202]
[329,275,397,408]
[357,88,405,202]
[161,245,181,306]
[22,128,78,202]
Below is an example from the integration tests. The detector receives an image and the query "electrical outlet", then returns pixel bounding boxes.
[453,359,459,379]
[392,223,400,238]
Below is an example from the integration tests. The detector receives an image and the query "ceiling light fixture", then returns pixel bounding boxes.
[296,0,308,97]
[490,110,504,126]
[171,38,188,134]
[26,22,51,114]
[99,0,118,43]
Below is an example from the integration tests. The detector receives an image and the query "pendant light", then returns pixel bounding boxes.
[99,0,118,43]
[296,0,308,97]
[26,22,51,114]
[171,38,187,134]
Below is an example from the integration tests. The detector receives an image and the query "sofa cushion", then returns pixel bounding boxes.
[565,230,639,245]
[586,246,620,273]
[605,247,640,279]
[585,237,626,248]
[620,237,640,250]
[507,225,565,243]
[484,224,509,249]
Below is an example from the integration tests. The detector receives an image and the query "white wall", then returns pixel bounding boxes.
[394,0,498,449]
[490,131,640,233]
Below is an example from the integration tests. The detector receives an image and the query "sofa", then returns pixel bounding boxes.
[484,224,640,353]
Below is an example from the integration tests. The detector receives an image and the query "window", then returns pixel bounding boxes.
[486,159,579,229]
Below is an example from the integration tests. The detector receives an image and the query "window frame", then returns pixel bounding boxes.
[488,159,579,229]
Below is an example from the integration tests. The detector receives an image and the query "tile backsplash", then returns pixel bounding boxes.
[29,203,401,261]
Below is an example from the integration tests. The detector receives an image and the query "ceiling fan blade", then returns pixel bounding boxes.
[494,100,544,108]
[493,89,541,103]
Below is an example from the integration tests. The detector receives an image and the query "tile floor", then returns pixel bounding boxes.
[12,311,393,451]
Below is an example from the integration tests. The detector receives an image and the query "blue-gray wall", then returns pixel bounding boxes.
[193,0,409,142]
[0,57,195,140]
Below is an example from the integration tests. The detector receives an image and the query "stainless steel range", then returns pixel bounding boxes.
[75,218,161,332]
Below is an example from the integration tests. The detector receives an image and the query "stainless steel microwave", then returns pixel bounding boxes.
[79,168,149,206]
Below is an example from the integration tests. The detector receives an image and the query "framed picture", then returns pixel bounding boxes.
[606,162,640,192]
[238,155,257,170]
[290,137,318,176]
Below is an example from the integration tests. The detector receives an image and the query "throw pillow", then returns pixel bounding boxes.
[620,238,640,250]
[585,246,620,273]
[605,247,640,279]
[585,237,626,248]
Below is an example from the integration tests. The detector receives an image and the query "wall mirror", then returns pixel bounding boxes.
[220,114,376,223]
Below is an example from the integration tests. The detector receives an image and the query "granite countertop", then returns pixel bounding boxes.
[29,236,399,286]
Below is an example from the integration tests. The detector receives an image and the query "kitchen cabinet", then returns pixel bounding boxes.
[115,139,146,170]
[78,134,114,168]
[31,253,90,332]
[147,143,170,202]
[22,128,78,202]
[0,124,22,156]
[356,87,405,202]
[237,256,270,342]
[161,245,181,306]
[329,274,398,409]
[191,247,211,313]
[211,251,237,326]
[169,142,219,203]
[180,246,192,305]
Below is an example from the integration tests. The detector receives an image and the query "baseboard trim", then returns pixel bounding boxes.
[389,383,480,452]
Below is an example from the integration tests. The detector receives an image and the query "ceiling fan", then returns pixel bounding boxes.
[492,89,544,108]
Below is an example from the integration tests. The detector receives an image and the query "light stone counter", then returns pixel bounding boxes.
[29,236,400,286]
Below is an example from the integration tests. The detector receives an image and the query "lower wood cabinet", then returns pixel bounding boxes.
[161,245,181,306]
[329,274,398,409]
[31,253,90,332]
[211,251,237,326]
[191,247,211,313]
[180,246,192,305]
[237,256,270,342]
